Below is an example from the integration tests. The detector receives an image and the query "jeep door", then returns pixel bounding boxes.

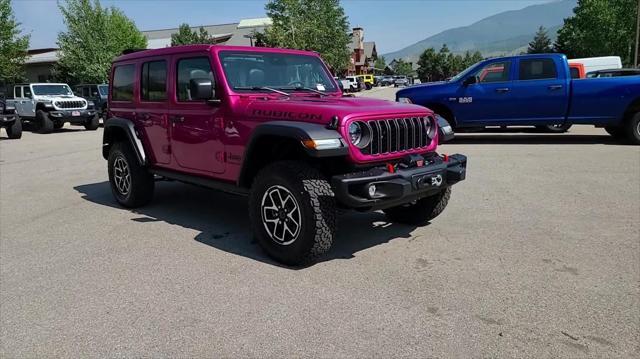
[452,59,516,125]
[168,54,225,174]
[137,58,171,164]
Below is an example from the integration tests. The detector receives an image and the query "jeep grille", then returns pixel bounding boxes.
[357,117,435,155]
[55,100,86,109]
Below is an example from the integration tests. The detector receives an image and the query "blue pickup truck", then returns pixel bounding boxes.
[396,54,640,144]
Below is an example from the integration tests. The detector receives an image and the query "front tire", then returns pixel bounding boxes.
[623,112,640,145]
[5,118,22,139]
[108,142,154,208]
[84,115,99,130]
[36,110,53,134]
[384,187,451,225]
[249,161,336,266]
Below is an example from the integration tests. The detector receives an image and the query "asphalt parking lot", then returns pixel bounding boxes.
[1,86,639,357]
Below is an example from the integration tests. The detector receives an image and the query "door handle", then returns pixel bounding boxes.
[170,115,184,123]
[548,85,563,90]
[495,88,510,93]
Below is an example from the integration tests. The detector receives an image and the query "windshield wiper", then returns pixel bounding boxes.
[234,86,290,97]
[281,86,326,97]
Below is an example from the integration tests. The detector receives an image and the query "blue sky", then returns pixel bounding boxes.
[13,0,552,54]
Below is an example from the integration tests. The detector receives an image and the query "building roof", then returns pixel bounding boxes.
[25,49,59,64]
[364,42,376,59]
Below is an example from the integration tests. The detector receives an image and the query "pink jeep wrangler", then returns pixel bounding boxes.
[102,45,467,265]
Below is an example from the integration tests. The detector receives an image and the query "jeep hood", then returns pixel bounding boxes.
[243,96,431,125]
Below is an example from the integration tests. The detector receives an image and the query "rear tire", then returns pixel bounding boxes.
[5,117,22,139]
[108,142,154,208]
[623,112,640,145]
[36,110,53,134]
[384,187,451,225]
[84,115,99,130]
[249,161,336,266]
[537,124,572,133]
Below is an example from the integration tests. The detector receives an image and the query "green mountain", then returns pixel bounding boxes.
[383,0,576,62]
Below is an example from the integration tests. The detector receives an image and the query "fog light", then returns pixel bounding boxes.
[368,184,377,198]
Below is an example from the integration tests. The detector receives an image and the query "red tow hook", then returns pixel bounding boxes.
[386,163,395,173]
[442,154,449,162]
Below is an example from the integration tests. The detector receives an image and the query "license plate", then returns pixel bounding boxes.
[72,111,80,116]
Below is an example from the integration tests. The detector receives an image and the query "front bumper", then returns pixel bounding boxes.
[49,109,96,124]
[332,153,467,210]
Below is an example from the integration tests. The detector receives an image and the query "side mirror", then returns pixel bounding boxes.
[463,76,478,86]
[189,78,215,101]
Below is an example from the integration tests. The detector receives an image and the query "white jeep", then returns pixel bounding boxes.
[9,83,99,133]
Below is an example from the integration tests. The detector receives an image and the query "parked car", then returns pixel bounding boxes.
[568,56,622,75]
[0,96,21,139]
[396,53,640,144]
[75,84,109,119]
[7,83,99,133]
[586,68,640,78]
[345,76,362,92]
[380,76,395,86]
[102,45,468,265]
[358,74,374,89]
[394,76,409,87]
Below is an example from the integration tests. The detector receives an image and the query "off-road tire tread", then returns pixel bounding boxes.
[5,117,22,139]
[249,161,336,265]
[384,187,452,225]
[36,110,53,134]
[85,115,99,130]
[108,142,154,208]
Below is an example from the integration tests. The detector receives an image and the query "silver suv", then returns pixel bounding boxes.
[9,83,99,133]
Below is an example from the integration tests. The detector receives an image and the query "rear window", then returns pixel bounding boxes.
[141,60,167,101]
[570,67,580,79]
[519,59,557,81]
[112,64,135,101]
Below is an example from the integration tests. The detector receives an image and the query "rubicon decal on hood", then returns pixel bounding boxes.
[252,109,322,121]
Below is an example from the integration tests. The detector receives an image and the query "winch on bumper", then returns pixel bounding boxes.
[48,109,96,124]
[332,153,467,210]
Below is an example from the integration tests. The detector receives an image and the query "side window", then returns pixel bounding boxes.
[23,86,32,98]
[82,87,90,97]
[475,61,511,83]
[14,86,22,98]
[141,60,167,101]
[177,57,213,102]
[112,64,135,101]
[519,59,557,81]
[569,67,580,79]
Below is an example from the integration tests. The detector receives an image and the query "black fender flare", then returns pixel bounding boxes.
[102,117,146,165]
[238,120,348,186]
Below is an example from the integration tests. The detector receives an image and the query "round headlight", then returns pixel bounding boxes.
[348,121,372,149]
[348,122,362,145]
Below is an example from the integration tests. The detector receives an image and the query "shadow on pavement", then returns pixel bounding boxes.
[450,128,619,145]
[74,181,420,268]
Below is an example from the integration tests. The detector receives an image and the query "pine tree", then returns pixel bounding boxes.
[527,26,553,54]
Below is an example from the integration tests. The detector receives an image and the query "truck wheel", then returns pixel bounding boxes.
[623,112,640,145]
[53,121,64,130]
[537,124,572,133]
[36,110,53,134]
[249,161,336,266]
[108,142,154,208]
[84,115,99,130]
[5,118,22,139]
[384,187,451,225]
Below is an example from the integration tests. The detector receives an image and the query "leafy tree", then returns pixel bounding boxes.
[374,55,386,71]
[527,26,553,54]
[555,0,637,66]
[262,0,351,73]
[0,0,30,83]
[171,23,219,46]
[416,46,484,82]
[391,58,412,76]
[416,48,438,82]
[56,0,147,84]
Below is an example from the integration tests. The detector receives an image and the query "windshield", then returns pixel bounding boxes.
[449,62,482,82]
[32,84,73,96]
[219,51,338,93]
[98,85,108,96]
